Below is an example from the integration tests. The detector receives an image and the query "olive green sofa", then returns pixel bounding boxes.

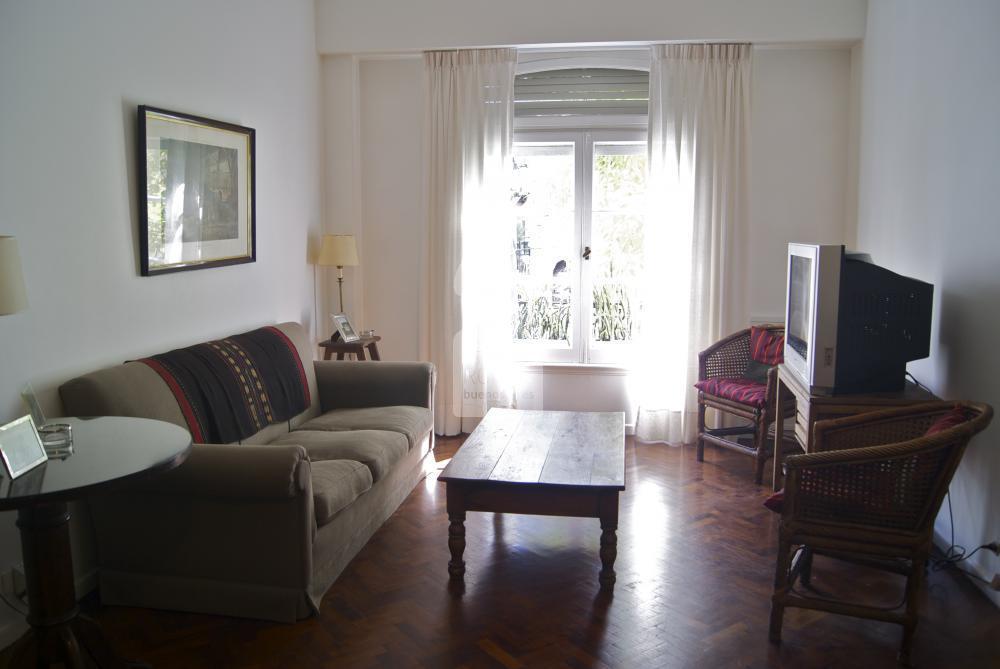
[59,322,435,623]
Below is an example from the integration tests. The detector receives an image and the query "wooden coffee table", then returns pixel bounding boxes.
[439,409,625,589]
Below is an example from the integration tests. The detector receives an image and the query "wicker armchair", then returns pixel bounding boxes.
[696,325,795,483]
[768,401,993,665]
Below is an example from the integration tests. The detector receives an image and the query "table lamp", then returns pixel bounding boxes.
[317,234,359,313]
[0,236,28,315]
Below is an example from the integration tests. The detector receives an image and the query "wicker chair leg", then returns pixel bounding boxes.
[696,403,706,462]
[769,537,793,644]
[899,557,926,667]
[752,415,768,485]
[753,452,767,484]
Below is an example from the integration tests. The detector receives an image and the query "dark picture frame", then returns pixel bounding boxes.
[137,105,256,275]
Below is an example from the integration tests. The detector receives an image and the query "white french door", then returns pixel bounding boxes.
[511,129,647,364]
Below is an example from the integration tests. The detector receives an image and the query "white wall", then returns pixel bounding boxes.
[855,0,1000,604]
[315,0,867,54]
[747,47,854,323]
[516,367,635,428]
[0,0,322,639]
[320,56,427,361]
[320,55,364,337]
[322,46,853,424]
[359,59,426,361]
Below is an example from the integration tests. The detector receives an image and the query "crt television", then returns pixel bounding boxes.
[783,243,933,395]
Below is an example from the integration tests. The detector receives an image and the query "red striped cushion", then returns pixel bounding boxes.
[750,326,784,365]
[925,405,970,435]
[695,378,768,408]
[763,489,785,513]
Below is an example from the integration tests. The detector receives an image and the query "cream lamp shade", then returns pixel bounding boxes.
[0,236,28,315]
[317,234,359,268]
[316,234,359,315]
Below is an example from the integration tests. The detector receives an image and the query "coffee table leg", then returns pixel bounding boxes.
[599,520,617,589]
[448,511,466,578]
[598,493,619,589]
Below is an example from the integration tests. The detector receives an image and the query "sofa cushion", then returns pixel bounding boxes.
[298,406,432,450]
[138,326,311,444]
[59,361,189,430]
[310,460,373,527]
[58,322,322,446]
[271,429,408,482]
[274,322,321,428]
[238,421,291,445]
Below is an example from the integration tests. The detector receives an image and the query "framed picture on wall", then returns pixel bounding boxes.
[137,105,256,276]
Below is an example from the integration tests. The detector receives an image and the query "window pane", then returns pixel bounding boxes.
[591,145,647,343]
[512,143,575,344]
[593,143,647,212]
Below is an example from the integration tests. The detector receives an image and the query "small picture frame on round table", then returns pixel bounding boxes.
[0,415,48,479]
[332,313,360,342]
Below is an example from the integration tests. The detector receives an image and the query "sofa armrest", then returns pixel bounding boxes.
[134,443,311,500]
[314,360,435,411]
[88,442,316,610]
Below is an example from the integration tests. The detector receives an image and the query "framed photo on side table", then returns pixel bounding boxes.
[138,105,256,276]
[20,384,45,426]
[0,416,48,479]
[332,313,360,342]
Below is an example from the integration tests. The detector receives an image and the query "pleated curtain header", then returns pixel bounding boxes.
[424,48,518,70]
[653,43,751,63]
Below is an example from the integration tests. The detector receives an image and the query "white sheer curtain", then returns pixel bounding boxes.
[634,44,751,445]
[423,49,518,436]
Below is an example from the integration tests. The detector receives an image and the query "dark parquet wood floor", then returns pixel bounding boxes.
[85,437,999,668]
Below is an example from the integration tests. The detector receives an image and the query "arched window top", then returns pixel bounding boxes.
[514,68,649,120]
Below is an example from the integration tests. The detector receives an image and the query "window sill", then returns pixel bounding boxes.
[514,361,631,376]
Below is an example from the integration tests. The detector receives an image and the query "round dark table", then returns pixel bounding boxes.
[0,416,191,668]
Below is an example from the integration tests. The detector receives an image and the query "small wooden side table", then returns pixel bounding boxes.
[320,335,382,361]
[771,364,938,490]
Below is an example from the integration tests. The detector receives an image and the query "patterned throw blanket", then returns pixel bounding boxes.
[139,326,311,443]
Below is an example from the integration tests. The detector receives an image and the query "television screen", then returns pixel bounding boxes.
[787,255,813,360]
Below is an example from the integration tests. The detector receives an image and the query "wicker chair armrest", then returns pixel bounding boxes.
[764,364,780,404]
[811,401,986,453]
[786,439,930,471]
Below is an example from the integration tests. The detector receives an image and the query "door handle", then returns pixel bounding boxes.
[582,246,591,260]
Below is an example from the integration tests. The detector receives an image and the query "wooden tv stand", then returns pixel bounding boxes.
[771,364,939,491]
